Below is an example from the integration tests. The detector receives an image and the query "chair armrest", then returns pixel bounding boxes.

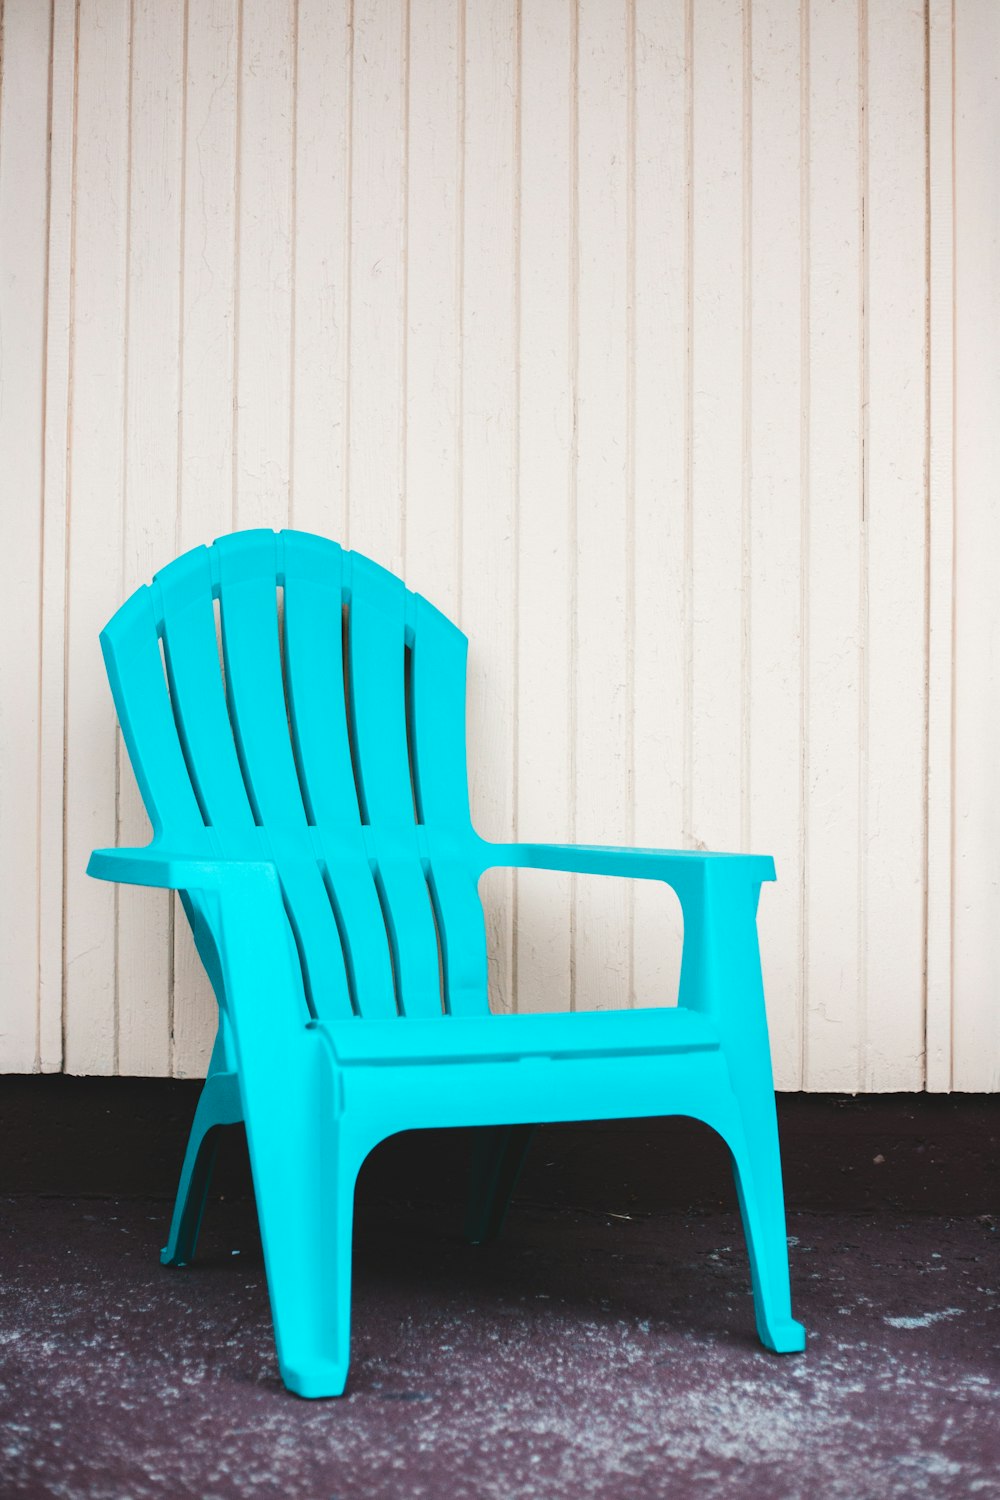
[480,839,775,1037]
[87,846,277,893]
[479,840,774,894]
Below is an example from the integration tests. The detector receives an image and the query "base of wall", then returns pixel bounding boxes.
[2,1076,996,1214]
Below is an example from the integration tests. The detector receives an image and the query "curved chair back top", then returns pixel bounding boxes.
[100,529,489,1021]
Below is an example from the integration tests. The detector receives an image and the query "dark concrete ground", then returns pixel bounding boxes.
[0,1086,998,1499]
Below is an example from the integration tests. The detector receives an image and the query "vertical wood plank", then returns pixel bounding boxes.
[172,0,239,1078]
[38,0,79,1074]
[630,0,687,1014]
[803,0,863,1091]
[116,0,186,1077]
[177,0,238,555]
[403,0,461,616]
[863,0,926,1090]
[235,0,294,531]
[573,0,630,1012]
[925,0,954,1092]
[461,0,517,1013]
[515,0,573,1014]
[63,0,131,1074]
[747,0,804,1088]
[0,0,51,1071]
[290,0,351,541]
[688,0,745,859]
[346,0,407,570]
[952,0,1000,1092]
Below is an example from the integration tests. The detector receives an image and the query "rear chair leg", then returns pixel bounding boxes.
[161,1069,242,1267]
[465,1124,536,1244]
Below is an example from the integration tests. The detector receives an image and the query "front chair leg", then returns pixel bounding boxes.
[211,875,367,1397]
[728,1114,806,1354]
[247,1113,364,1399]
[677,867,805,1353]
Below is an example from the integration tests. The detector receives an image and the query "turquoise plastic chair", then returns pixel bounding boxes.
[87,528,804,1397]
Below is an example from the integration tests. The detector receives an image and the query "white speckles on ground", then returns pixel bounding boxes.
[884,1308,965,1330]
[0,1199,998,1499]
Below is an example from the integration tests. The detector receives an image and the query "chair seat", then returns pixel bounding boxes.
[319,1005,720,1067]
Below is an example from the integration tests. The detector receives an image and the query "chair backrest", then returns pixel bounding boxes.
[101,529,489,1021]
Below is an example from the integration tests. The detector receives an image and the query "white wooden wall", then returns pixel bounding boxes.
[1,0,997,1089]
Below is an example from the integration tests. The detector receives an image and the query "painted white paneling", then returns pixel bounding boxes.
[689,0,746,870]
[863,0,927,1089]
[236,0,295,533]
[747,0,805,1089]
[62,0,131,1075]
[952,0,1000,1092]
[403,0,461,615]
[461,0,518,1014]
[0,0,51,1072]
[291,0,352,540]
[38,0,78,1075]
[630,0,687,1015]
[116,0,186,1078]
[172,0,240,1079]
[925,0,955,1093]
[2,0,998,1091]
[515,0,574,1015]
[346,0,406,569]
[574,0,630,1013]
[803,0,864,1092]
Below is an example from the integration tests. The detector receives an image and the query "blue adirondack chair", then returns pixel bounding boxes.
[87,528,804,1397]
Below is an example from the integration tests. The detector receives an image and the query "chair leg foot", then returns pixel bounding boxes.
[758,1317,807,1355]
[280,1357,351,1400]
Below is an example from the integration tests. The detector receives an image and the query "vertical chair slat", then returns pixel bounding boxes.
[409,596,472,827]
[155,547,258,842]
[410,596,489,1016]
[212,531,354,1022]
[281,531,397,1019]
[275,860,354,1020]
[348,554,443,1016]
[213,530,309,831]
[279,532,356,825]
[424,861,489,1016]
[100,587,206,841]
[319,854,397,1019]
[346,554,417,825]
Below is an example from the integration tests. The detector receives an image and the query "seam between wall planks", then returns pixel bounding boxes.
[42,0,79,1075]
[37,0,64,1074]
[857,0,870,1087]
[798,0,811,1092]
[924,0,955,1092]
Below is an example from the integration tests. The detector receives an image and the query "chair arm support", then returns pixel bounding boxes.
[90,845,325,1081]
